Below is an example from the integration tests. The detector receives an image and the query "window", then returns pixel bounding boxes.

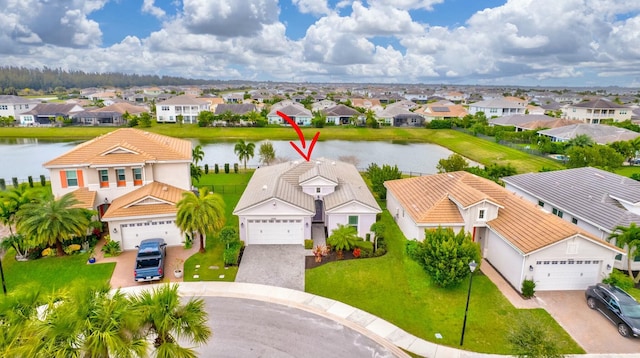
[132,168,142,186]
[621,110,627,115]
[161,106,169,111]
[592,119,599,124]
[571,217,578,224]
[316,187,321,193]
[0,105,7,110]
[65,170,78,187]
[116,168,126,187]
[615,254,622,261]
[348,216,358,230]
[552,208,563,218]
[99,169,109,188]
[538,200,544,207]
[478,209,485,220]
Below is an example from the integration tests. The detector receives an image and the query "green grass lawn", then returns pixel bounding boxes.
[615,165,640,178]
[0,249,115,297]
[183,170,252,282]
[305,211,584,355]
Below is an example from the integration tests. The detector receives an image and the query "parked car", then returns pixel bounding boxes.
[585,283,640,338]
[134,238,167,282]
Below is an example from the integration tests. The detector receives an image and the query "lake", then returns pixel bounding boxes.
[0,138,459,181]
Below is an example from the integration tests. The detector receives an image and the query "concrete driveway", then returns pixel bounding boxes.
[235,245,305,291]
[536,290,640,353]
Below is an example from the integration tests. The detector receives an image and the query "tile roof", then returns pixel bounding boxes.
[537,124,640,144]
[322,104,360,117]
[101,181,185,219]
[234,158,380,214]
[23,103,82,115]
[214,103,257,115]
[385,172,621,254]
[573,98,628,109]
[267,104,312,117]
[503,167,640,232]
[43,128,191,167]
[69,187,96,209]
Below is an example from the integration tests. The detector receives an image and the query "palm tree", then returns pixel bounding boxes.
[608,223,640,283]
[0,183,40,236]
[327,224,359,259]
[25,283,147,358]
[176,188,226,253]
[16,193,92,256]
[234,139,255,170]
[131,284,211,358]
[567,134,594,148]
[192,145,204,167]
[0,284,43,357]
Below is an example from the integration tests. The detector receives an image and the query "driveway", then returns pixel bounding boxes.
[235,245,305,291]
[536,291,640,353]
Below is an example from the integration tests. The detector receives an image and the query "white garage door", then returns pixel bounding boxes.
[534,259,601,291]
[247,219,303,245]
[120,219,182,250]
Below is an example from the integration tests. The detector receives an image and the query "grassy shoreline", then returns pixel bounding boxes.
[0,125,565,173]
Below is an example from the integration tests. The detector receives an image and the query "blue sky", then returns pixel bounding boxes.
[2,1,640,87]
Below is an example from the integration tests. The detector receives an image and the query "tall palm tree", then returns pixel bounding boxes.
[234,139,255,170]
[131,284,211,358]
[609,223,640,283]
[327,224,359,259]
[0,183,40,236]
[192,145,204,167]
[176,188,226,253]
[16,193,92,256]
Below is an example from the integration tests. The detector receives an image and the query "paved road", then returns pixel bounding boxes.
[536,291,640,353]
[194,297,400,358]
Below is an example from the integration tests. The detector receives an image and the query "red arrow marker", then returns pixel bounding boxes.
[277,111,320,161]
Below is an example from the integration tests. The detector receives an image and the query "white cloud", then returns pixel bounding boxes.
[181,0,280,37]
[292,0,331,16]
[142,0,167,19]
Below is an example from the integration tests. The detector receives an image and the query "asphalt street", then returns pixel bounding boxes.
[194,297,399,358]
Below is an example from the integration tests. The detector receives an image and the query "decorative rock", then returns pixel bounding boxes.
[195,264,201,269]
[193,274,199,279]
[209,265,219,270]
[218,275,225,279]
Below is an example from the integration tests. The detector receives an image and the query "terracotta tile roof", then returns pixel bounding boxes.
[385,172,622,254]
[43,128,191,168]
[102,182,186,219]
[69,187,96,209]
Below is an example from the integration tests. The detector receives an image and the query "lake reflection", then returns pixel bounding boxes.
[1,139,456,180]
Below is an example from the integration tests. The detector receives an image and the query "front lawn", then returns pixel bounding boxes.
[0,250,115,296]
[305,211,584,355]
[183,170,252,281]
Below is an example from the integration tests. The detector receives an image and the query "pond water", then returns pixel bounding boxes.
[0,138,459,181]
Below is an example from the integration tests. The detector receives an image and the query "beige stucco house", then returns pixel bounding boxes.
[43,128,192,250]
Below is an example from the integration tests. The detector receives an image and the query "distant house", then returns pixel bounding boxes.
[233,158,381,245]
[503,167,640,271]
[562,98,632,124]
[19,103,84,126]
[468,98,526,118]
[350,98,383,111]
[267,103,312,126]
[156,94,211,124]
[415,101,468,122]
[43,128,192,251]
[311,99,337,112]
[376,105,423,127]
[537,123,640,144]
[214,103,257,126]
[74,102,149,126]
[385,172,622,292]
[488,114,570,131]
[321,104,361,125]
[0,95,40,120]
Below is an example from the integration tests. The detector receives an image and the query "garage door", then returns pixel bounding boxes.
[119,220,182,250]
[534,259,601,291]
[247,219,303,245]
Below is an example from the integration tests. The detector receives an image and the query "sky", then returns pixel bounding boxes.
[1,0,640,87]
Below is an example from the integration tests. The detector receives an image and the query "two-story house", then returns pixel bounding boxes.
[156,94,211,124]
[503,167,640,272]
[562,98,632,124]
[385,172,622,292]
[43,128,192,250]
[0,95,40,121]
[468,98,526,118]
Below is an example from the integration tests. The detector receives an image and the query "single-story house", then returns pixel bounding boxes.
[384,172,623,292]
[233,158,381,245]
[537,123,640,144]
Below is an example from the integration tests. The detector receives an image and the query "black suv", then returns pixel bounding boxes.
[585,283,640,337]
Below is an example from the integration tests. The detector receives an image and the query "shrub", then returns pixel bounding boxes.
[204,164,209,174]
[40,174,46,186]
[234,163,239,173]
[603,269,635,291]
[101,238,121,257]
[508,314,564,358]
[522,279,536,298]
[224,163,230,174]
[214,164,219,174]
[220,226,239,249]
[41,248,54,257]
[64,244,82,255]
[0,178,5,190]
[304,239,314,250]
[27,176,33,187]
[223,241,242,266]
[12,177,18,188]
[352,247,361,258]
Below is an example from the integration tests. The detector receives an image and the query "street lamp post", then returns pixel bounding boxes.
[459,260,477,346]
